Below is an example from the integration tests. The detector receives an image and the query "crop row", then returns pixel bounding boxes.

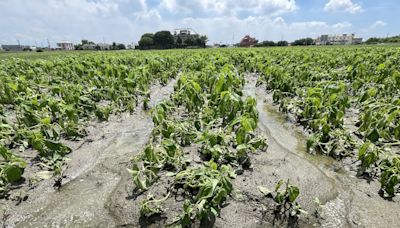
[0,53,180,196]
[251,47,400,197]
[129,53,271,226]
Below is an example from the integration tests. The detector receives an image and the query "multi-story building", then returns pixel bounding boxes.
[96,43,110,50]
[173,28,201,45]
[82,43,97,50]
[316,34,362,45]
[1,44,31,51]
[57,42,74,50]
[56,41,74,50]
[240,35,258,47]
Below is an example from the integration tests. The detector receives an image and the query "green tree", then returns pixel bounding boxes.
[184,36,195,46]
[277,40,288,46]
[176,36,183,47]
[139,33,154,49]
[292,38,314,46]
[153,31,174,49]
[117,43,126,50]
[255,40,275,47]
[142,33,154,39]
[139,37,154,47]
[200,35,208,47]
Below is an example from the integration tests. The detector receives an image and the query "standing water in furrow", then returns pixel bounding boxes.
[4,78,178,228]
[241,74,400,228]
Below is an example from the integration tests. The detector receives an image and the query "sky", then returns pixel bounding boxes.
[0,0,398,46]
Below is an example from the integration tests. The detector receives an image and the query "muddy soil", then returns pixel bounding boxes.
[0,79,177,228]
[232,74,400,228]
[97,75,400,228]
[1,74,400,228]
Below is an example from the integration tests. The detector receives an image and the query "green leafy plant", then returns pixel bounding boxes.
[380,156,400,198]
[174,161,236,226]
[258,179,306,218]
[357,141,382,175]
[0,145,27,196]
[140,192,170,218]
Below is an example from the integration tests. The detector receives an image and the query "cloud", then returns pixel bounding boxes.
[370,20,386,29]
[0,0,365,46]
[159,0,298,17]
[0,0,144,45]
[333,22,352,29]
[324,0,362,14]
[179,16,353,43]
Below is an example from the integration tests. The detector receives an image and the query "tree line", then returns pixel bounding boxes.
[240,37,314,47]
[75,40,126,50]
[137,30,208,50]
[254,40,289,47]
[365,35,400,44]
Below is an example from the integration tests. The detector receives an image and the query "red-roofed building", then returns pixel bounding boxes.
[240,35,258,47]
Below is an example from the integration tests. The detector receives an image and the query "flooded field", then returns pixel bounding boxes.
[1,48,399,227]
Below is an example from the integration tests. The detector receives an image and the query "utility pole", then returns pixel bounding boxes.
[47,39,51,49]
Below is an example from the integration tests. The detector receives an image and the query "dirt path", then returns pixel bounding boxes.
[0,79,177,228]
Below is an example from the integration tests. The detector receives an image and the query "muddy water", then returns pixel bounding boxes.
[228,74,400,228]
[0,79,177,228]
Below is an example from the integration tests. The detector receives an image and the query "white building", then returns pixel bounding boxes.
[82,44,96,50]
[315,34,362,45]
[173,28,198,41]
[97,43,110,50]
[57,42,74,50]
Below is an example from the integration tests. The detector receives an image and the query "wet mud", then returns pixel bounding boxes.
[228,74,400,228]
[1,74,400,228]
[0,79,177,228]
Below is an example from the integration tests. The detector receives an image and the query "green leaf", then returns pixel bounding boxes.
[366,129,379,142]
[288,186,300,202]
[358,142,371,160]
[275,179,285,192]
[4,165,24,183]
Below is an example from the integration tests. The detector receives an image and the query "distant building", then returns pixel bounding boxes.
[56,41,74,50]
[316,35,329,45]
[1,44,30,51]
[82,43,97,50]
[96,43,110,50]
[240,35,258,47]
[127,43,135,49]
[173,28,199,44]
[174,28,196,37]
[315,34,362,45]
